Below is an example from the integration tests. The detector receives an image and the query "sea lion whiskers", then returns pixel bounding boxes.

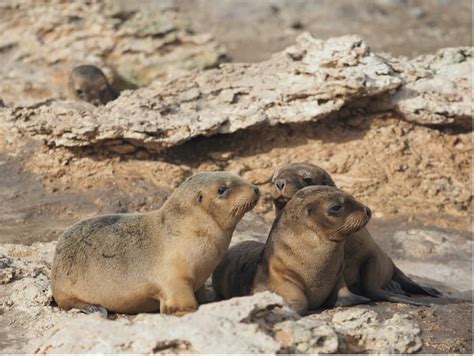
[334,215,368,235]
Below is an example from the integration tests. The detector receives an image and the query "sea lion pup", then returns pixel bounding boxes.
[51,172,260,316]
[272,162,336,212]
[68,65,118,106]
[213,186,371,315]
[270,162,441,305]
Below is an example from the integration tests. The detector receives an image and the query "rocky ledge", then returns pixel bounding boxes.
[1,34,471,154]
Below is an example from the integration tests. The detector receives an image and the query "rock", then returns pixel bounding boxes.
[393,229,463,257]
[389,48,472,129]
[0,255,14,284]
[332,308,423,353]
[0,268,14,285]
[1,34,471,154]
[274,318,339,353]
[32,293,286,354]
[0,0,226,106]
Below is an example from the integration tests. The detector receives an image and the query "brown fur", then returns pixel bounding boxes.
[51,172,260,315]
[270,162,440,305]
[213,186,371,314]
[68,65,118,106]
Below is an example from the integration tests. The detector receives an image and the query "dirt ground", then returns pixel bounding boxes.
[1,113,470,245]
[0,0,472,353]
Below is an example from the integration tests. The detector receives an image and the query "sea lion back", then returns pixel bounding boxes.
[212,240,264,300]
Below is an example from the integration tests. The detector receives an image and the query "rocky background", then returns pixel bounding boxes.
[0,0,472,353]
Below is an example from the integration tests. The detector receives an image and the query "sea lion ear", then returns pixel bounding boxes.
[197,191,203,203]
[326,175,336,187]
[305,204,313,215]
[271,170,279,183]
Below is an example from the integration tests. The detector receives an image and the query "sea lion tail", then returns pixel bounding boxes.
[393,267,442,298]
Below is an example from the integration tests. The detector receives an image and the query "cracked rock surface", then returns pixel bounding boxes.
[1,34,471,154]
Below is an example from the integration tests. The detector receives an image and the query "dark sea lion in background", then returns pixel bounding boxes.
[68,65,118,106]
[51,172,260,316]
[213,186,371,315]
[270,162,441,305]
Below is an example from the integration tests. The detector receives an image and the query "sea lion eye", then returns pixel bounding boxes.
[303,177,312,185]
[328,204,342,213]
[217,185,228,196]
[76,89,84,95]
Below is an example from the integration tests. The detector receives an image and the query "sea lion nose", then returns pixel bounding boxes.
[364,207,372,219]
[275,179,286,190]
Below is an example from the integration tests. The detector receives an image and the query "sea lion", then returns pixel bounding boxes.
[271,162,336,213]
[68,65,118,106]
[213,186,371,315]
[51,171,260,315]
[270,162,441,305]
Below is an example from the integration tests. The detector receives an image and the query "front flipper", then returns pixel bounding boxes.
[160,277,198,316]
[195,285,208,304]
[393,267,441,297]
[80,304,109,318]
[269,279,308,315]
[327,276,371,307]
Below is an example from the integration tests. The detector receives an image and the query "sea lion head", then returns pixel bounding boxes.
[178,171,260,230]
[271,162,336,213]
[287,186,371,242]
[69,65,118,106]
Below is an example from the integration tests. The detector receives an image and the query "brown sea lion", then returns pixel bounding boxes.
[68,65,118,106]
[213,186,372,315]
[270,162,440,305]
[51,171,260,315]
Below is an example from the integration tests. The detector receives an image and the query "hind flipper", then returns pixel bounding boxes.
[384,280,410,296]
[80,304,109,318]
[366,289,431,306]
[334,292,371,307]
[393,267,441,297]
[361,259,431,306]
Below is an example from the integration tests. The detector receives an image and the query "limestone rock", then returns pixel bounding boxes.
[389,47,472,128]
[0,255,14,284]
[32,293,286,354]
[1,33,471,154]
[393,229,466,257]
[332,308,423,353]
[274,318,339,353]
